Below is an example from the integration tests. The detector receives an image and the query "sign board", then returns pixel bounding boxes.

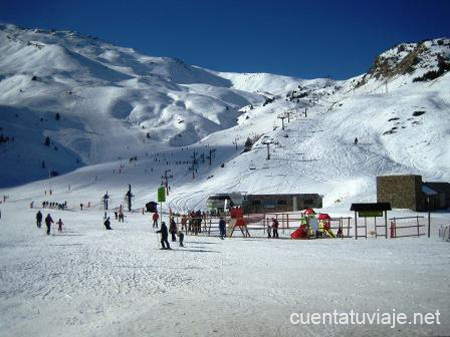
[358,211,383,217]
[157,186,166,202]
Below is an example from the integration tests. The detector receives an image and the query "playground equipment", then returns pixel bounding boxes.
[290,210,343,239]
[228,207,250,238]
[317,213,336,238]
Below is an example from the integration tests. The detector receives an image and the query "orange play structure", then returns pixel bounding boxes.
[228,207,250,237]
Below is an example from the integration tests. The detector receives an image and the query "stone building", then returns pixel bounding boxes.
[377,175,450,211]
[377,175,423,211]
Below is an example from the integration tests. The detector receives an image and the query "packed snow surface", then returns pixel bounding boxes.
[0,200,449,337]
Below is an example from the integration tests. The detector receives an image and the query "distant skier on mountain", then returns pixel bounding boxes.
[36,210,43,228]
[354,137,358,145]
[156,221,171,250]
[45,214,54,235]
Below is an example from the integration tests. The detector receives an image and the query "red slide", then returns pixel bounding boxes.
[291,225,309,239]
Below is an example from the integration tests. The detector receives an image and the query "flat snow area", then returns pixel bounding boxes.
[0,200,449,337]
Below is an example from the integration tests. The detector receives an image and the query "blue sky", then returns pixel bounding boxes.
[1,0,449,79]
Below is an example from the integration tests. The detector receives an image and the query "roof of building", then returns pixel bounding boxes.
[422,185,438,196]
[424,182,450,195]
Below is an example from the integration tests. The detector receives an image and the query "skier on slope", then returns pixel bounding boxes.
[152,211,159,228]
[57,218,64,233]
[156,221,171,250]
[169,217,177,242]
[180,214,188,232]
[219,216,226,240]
[178,230,185,247]
[36,210,43,228]
[104,217,112,230]
[45,214,54,235]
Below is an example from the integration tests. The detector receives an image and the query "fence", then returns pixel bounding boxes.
[389,216,426,238]
[439,225,450,242]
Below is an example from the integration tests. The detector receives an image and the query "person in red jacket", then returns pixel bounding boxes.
[152,212,159,228]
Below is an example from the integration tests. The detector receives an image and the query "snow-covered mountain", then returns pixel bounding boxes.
[1,23,449,212]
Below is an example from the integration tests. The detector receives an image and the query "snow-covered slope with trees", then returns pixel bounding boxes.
[1,24,449,212]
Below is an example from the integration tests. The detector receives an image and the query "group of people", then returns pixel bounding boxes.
[40,201,67,210]
[156,216,185,250]
[267,218,279,238]
[36,210,63,235]
[174,210,210,235]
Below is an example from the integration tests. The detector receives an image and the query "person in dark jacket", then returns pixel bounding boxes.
[267,222,272,238]
[219,216,226,240]
[169,217,177,242]
[104,217,112,230]
[57,219,64,232]
[178,230,185,247]
[272,218,279,238]
[36,211,43,228]
[45,214,54,235]
[156,221,171,249]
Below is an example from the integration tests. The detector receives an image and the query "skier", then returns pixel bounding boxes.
[114,211,118,220]
[178,230,185,247]
[219,216,226,240]
[272,218,279,238]
[80,203,83,211]
[152,211,159,228]
[354,137,358,145]
[169,217,177,242]
[156,221,171,250]
[118,210,124,222]
[57,219,64,232]
[196,210,202,233]
[267,221,272,238]
[36,210,43,228]
[181,214,188,232]
[104,217,112,230]
[45,214,54,235]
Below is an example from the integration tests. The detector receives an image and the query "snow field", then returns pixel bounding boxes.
[0,198,449,337]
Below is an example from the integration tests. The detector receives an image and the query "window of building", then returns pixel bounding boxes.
[263,200,275,208]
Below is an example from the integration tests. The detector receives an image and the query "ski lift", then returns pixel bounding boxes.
[262,162,269,169]
[249,161,256,170]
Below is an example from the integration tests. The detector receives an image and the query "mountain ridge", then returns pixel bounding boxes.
[1,23,449,212]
